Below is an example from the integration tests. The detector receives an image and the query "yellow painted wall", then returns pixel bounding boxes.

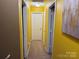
[42,7,47,48]
[18,0,23,59]
[53,0,79,59]
[30,5,45,12]
[27,6,32,50]
[43,7,49,50]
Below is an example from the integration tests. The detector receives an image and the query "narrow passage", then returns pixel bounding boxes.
[28,40,51,59]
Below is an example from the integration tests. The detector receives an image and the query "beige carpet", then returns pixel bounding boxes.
[28,40,51,59]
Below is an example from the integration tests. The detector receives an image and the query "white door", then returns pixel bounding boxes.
[23,4,27,58]
[32,13,43,40]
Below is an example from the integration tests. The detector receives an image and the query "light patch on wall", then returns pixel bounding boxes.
[31,2,46,7]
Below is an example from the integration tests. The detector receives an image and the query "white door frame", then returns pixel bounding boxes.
[31,12,44,41]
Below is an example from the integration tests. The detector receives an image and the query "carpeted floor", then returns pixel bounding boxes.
[28,40,51,59]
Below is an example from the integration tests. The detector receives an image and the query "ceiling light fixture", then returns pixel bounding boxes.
[32,2,45,7]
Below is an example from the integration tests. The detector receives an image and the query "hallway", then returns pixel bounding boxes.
[1,0,79,59]
[22,0,55,59]
[28,41,51,59]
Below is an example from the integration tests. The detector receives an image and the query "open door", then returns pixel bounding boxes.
[22,1,27,58]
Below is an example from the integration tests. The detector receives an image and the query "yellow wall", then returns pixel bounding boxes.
[42,7,47,48]
[30,5,45,12]
[18,0,23,59]
[27,5,32,50]
[43,7,49,50]
[53,0,79,59]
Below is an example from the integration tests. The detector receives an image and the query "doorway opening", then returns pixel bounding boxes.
[48,2,55,54]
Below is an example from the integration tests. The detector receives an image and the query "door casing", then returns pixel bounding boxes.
[48,1,56,54]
